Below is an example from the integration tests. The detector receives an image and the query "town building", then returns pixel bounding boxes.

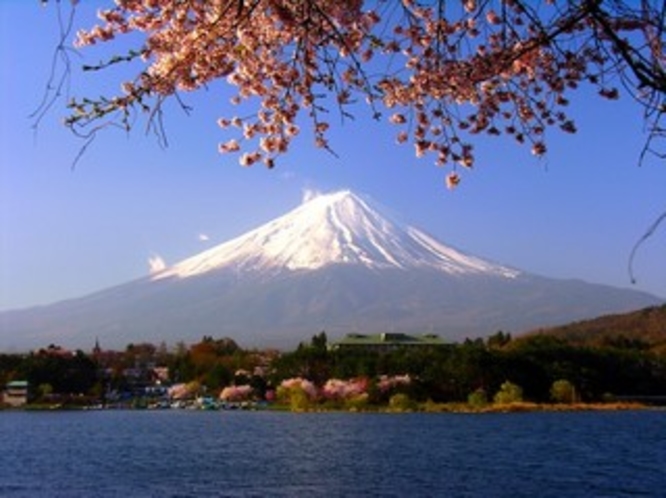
[328,332,445,352]
[3,380,29,407]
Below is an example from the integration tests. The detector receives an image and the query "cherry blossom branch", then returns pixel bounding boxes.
[37,0,665,186]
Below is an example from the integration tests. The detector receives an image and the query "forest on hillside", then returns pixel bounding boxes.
[526,304,666,354]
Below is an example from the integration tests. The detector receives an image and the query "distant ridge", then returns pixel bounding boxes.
[0,190,661,351]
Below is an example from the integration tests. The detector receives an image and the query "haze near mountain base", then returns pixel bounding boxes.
[0,191,661,351]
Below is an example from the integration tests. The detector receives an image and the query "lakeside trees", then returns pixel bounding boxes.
[2,327,665,409]
[40,1,664,186]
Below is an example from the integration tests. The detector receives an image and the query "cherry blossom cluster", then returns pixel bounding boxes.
[278,377,318,399]
[321,377,369,400]
[67,0,664,186]
[377,374,412,393]
[72,0,380,169]
[276,374,415,402]
[219,384,254,402]
[167,382,197,400]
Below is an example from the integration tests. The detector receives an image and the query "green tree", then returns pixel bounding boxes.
[467,388,489,409]
[550,379,577,404]
[310,331,328,352]
[19,349,98,396]
[494,381,524,405]
[446,341,497,401]
[487,331,512,350]
[0,354,23,387]
[276,385,313,412]
[202,363,233,392]
[37,383,53,401]
[272,334,332,386]
[388,393,416,412]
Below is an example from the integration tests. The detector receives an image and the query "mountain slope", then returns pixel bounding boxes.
[0,191,661,351]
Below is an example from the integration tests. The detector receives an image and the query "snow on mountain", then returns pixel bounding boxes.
[154,190,519,280]
[0,189,661,351]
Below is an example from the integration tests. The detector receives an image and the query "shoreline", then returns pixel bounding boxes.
[412,401,653,414]
[2,400,658,413]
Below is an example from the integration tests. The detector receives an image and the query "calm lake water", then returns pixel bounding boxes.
[0,410,664,497]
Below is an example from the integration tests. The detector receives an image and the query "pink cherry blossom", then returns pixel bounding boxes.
[53,0,664,186]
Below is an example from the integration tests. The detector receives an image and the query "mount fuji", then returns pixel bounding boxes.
[0,190,661,350]
[154,190,520,279]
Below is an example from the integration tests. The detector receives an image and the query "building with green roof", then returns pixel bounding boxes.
[329,332,445,352]
[3,380,28,407]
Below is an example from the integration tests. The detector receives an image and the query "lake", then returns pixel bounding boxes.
[0,410,664,497]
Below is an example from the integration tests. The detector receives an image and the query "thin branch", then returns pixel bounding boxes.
[628,210,666,284]
[31,1,77,130]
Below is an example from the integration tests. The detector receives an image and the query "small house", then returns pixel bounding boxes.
[3,380,29,407]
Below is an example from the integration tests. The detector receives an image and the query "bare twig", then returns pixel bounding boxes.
[629,210,666,284]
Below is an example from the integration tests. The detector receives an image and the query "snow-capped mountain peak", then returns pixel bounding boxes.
[4,189,661,351]
[153,190,519,280]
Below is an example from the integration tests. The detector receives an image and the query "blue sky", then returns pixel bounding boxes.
[1,1,665,312]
